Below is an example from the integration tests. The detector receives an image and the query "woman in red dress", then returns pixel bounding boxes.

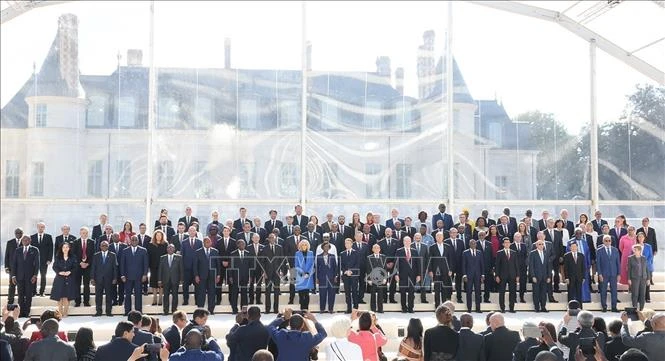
[118,221,135,245]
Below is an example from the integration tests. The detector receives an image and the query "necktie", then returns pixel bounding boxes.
[472,249,475,257]
[272,220,275,229]
[103,252,107,264]
[288,225,292,234]
[271,245,275,254]
[573,253,577,263]
[340,225,344,234]
[517,243,520,252]
[191,238,195,249]
[397,231,401,239]
[324,255,328,266]
[206,249,210,258]
[82,241,87,260]
[539,251,543,263]
[187,216,190,224]
[607,247,610,257]
[255,244,258,255]
[347,250,350,257]
[168,255,172,267]
[162,226,166,233]
[417,244,420,254]
[406,248,411,262]
[365,234,369,243]
[240,251,243,259]
[23,247,28,258]
[179,234,183,243]
[504,225,507,234]
[38,234,42,245]
[506,250,510,260]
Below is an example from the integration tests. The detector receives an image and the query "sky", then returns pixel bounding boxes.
[1,1,662,133]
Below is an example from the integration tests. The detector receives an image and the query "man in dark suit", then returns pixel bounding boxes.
[396,236,420,313]
[247,233,264,305]
[429,231,454,307]
[292,204,308,228]
[94,224,114,252]
[456,313,485,361]
[229,240,252,314]
[95,321,138,361]
[329,224,344,254]
[484,313,521,361]
[496,215,514,242]
[73,227,95,307]
[158,243,183,314]
[514,322,540,361]
[4,228,22,305]
[537,210,550,231]
[178,206,199,230]
[264,209,283,235]
[454,214,473,241]
[233,207,250,234]
[528,239,552,312]
[385,208,405,230]
[108,234,128,306]
[155,214,176,239]
[597,224,617,249]
[412,233,430,303]
[352,232,369,303]
[136,223,152,249]
[170,222,187,253]
[30,222,53,297]
[163,311,188,355]
[378,228,399,303]
[54,224,76,257]
[370,216,387,241]
[226,306,271,361]
[403,217,417,238]
[340,239,360,313]
[260,233,287,314]
[360,224,377,247]
[480,209,496,227]
[120,235,149,314]
[596,235,620,312]
[316,242,338,313]
[284,226,304,304]
[444,227,465,303]
[91,213,108,242]
[181,226,203,305]
[495,237,518,313]
[544,218,564,293]
[462,239,484,313]
[502,208,518,232]
[128,311,154,346]
[477,232,495,303]
[424,305,459,361]
[11,235,39,317]
[321,213,335,234]
[366,244,387,313]
[91,240,117,316]
[252,217,268,245]
[532,232,557,303]
[236,221,256,247]
[217,225,236,305]
[337,215,354,241]
[591,210,608,234]
[560,209,575,238]
[303,222,321,253]
[194,237,221,314]
[511,233,529,303]
[280,215,295,240]
[432,203,454,231]
[638,217,658,255]
[393,220,407,243]
[563,241,586,304]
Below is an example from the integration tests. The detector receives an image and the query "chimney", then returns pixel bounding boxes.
[57,14,80,92]
[224,38,231,69]
[395,67,404,95]
[306,41,312,71]
[376,56,391,80]
[127,49,143,66]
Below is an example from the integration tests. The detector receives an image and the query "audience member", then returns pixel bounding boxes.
[484,313,520,361]
[164,311,188,355]
[73,326,96,361]
[525,323,557,361]
[127,311,154,346]
[514,321,539,361]
[558,310,600,361]
[456,313,484,361]
[181,308,210,345]
[226,306,270,361]
[348,312,387,361]
[324,315,363,361]
[95,321,138,361]
[24,319,76,361]
[169,328,224,361]
[605,320,629,361]
[268,309,327,361]
[620,311,665,361]
[251,349,274,361]
[423,305,458,361]
[397,318,423,361]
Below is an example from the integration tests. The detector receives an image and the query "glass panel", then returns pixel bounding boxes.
[31,161,44,196]
[35,103,47,127]
[5,160,20,198]
[118,96,136,128]
[113,160,131,197]
[87,160,103,197]
[87,95,107,127]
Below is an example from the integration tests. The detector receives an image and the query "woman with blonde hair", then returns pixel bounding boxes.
[147,230,168,305]
[295,239,315,310]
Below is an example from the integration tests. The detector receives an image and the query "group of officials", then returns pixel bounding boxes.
[2,204,657,318]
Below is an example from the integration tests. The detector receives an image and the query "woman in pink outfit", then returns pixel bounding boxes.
[348,312,387,361]
[619,226,637,284]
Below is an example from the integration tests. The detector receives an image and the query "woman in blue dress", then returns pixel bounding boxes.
[294,239,315,311]
[50,242,78,317]
[566,237,591,303]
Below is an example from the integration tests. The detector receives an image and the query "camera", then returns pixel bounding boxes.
[6,304,18,311]
[579,337,596,356]
[625,307,639,321]
[144,343,162,354]
[29,317,40,325]
[397,326,405,337]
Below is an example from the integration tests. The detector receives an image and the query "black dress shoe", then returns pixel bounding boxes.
[390,299,397,304]
[535,310,541,313]
[84,303,91,307]
[151,302,157,306]
[93,313,102,317]
[457,298,463,303]
[602,308,607,313]
[75,303,81,307]
[378,310,384,313]
[163,312,169,316]
[358,301,366,304]
[408,309,414,313]
[182,301,189,306]
[401,309,407,313]
[421,299,429,304]
[520,299,526,303]
[106,313,113,317]
[542,309,549,313]
[509,310,516,313]
[611,308,619,313]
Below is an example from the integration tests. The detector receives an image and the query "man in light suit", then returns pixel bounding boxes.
[528,239,552,312]
[432,203,454,231]
[159,243,183,314]
[120,235,149,314]
[596,234,620,312]
[11,235,39,317]
[30,222,53,297]
[395,236,420,313]
[462,239,484,313]
[181,226,203,306]
[340,238,359,313]
[91,240,117,317]
[194,237,221,314]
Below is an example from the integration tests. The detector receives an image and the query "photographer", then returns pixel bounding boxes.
[169,328,223,361]
[181,308,210,345]
[558,310,600,361]
[268,308,327,361]
[226,306,270,361]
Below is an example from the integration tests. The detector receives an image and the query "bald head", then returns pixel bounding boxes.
[489,313,505,330]
[652,313,665,331]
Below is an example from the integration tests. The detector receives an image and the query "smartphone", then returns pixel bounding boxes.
[29,317,40,325]
[523,326,541,339]
[397,327,405,338]
[67,330,78,341]
[579,337,596,355]
[6,304,18,311]
[144,343,162,354]
[625,307,639,321]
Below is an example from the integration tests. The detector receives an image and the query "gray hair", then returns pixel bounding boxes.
[329,315,352,338]
[578,310,594,328]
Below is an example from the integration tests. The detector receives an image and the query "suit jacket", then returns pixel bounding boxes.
[96,337,137,361]
[605,335,629,361]
[412,242,429,275]
[226,319,271,361]
[252,227,268,244]
[30,233,53,265]
[445,238,465,272]
[90,251,117,284]
[247,242,264,276]
[484,326,520,361]
[385,218,405,230]
[351,241,369,269]
[236,231,257,246]
[360,232,377,248]
[170,233,188,253]
[462,248,484,279]
[457,328,485,361]
[155,225,176,239]
[159,253,183,285]
[495,249,518,280]
[378,237,399,264]
[280,224,295,240]
[628,255,648,281]
[302,231,322,251]
[120,246,149,280]
[432,212,454,231]
[292,214,309,228]
[217,237,237,263]
[340,248,360,277]
[154,219,173,229]
[316,253,338,287]
[178,215,199,230]
[23,335,76,361]
[510,242,528,272]
[265,219,284,234]
[193,247,221,280]
[92,224,104,242]
[609,227,627,248]
[366,253,387,280]
[338,224,354,240]
[597,234,617,249]
[395,247,420,285]
[528,249,552,281]
[563,220,575,238]
[513,338,539,361]
[544,228,564,263]
[478,240,494,274]
[12,245,39,280]
[393,229,408,243]
[428,243,454,277]
[559,326,598,361]
[496,223,514,241]
[563,251,585,281]
[132,327,154,346]
[370,223,387,240]
[72,238,94,266]
[54,234,76,257]
[424,325,458,361]
[230,249,252,284]
[3,238,19,272]
[538,219,548,231]
[163,325,182,355]
[180,237,203,270]
[108,242,127,268]
[454,223,473,240]
[260,244,287,282]
[592,219,608,234]
[596,246,620,278]
[137,234,152,248]
[284,234,304,260]
[637,226,658,253]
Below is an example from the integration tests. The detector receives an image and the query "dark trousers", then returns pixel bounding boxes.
[358,271,366,301]
[249,272,262,304]
[264,279,280,313]
[400,283,415,311]
[483,270,494,301]
[196,277,216,313]
[598,275,617,309]
[369,284,384,312]
[498,278,516,311]
[298,290,310,311]
[75,267,91,305]
[6,279,16,304]
[454,271,463,301]
[518,268,527,299]
[532,279,548,311]
[95,279,113,315]
[567,278,582,304]
[433,277,452,308]
[229,283,248,313]
[36,263,48,295]
[319,285,336,312]
[553,263,561,291]
[384,275,397,302]
[289,283,296,303]
[465,275,482,312]
[162,281,179,313]
[16,278,34,317]
[124,279,143,314]
[182,269,194,304]
[343,275,358,311]
[113,277,125,305]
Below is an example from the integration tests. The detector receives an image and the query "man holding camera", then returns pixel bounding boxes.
[170,328,223,361]
[268,308,327,361]
[558,310,602,361]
